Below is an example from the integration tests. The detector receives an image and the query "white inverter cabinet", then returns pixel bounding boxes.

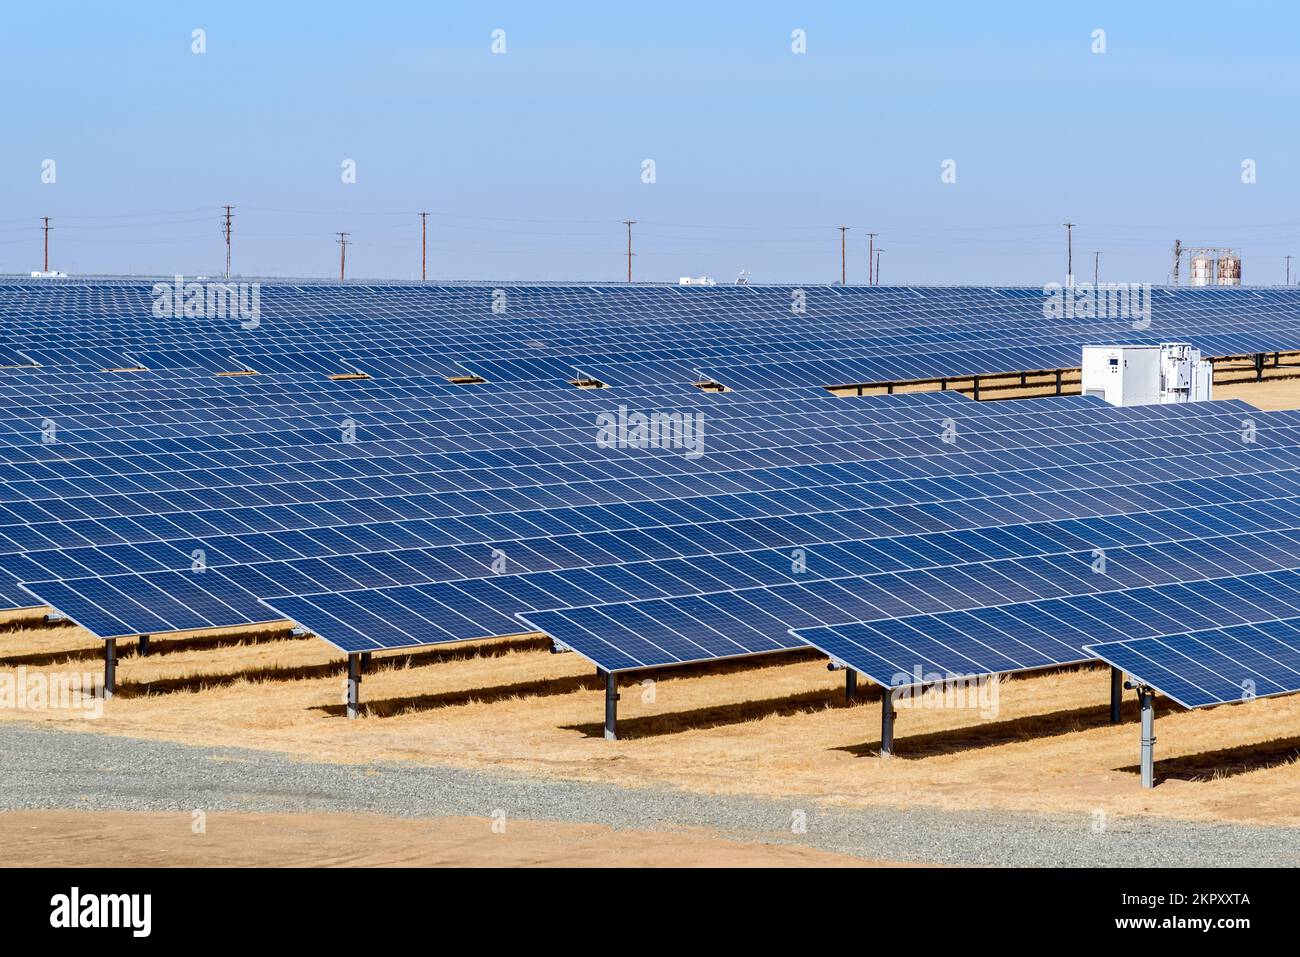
[1080,343,1213,407]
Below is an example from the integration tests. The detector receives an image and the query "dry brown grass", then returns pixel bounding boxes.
[1213,374,1300,411]
[4,616,1300,828]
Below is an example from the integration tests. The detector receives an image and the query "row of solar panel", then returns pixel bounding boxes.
[6,281,1300,386]
[25,438,1300,641]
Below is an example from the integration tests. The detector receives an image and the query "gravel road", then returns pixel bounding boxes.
[2,722,1296,866]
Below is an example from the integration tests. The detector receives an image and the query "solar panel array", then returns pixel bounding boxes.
[6,278,1300,388]
[7,278,1300,759]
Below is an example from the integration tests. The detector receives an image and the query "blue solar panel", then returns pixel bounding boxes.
[1085,619,1300,708]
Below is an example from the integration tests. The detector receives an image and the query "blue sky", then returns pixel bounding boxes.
[3,1,1299,284]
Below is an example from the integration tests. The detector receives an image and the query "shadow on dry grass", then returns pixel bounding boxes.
[1,627,303,667]
[317,672,609,718]
[832,697,1182,759]
[1118,734,1300,784]
[312,647,827,721]
[119,634,552,698]
[562,686,869,739]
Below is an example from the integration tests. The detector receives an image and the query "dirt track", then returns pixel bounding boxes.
[1,810,884,868]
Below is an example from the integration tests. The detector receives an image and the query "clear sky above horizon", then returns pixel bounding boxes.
[3,1,1299,285]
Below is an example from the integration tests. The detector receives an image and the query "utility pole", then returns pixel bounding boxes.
[419,211,429,281]
[222,205,234,280]
[1287,254,1293,286]
[1063,222,1075,287]
[867,232,878,285]
[875,249,882,285]
[838,225,849,284]
[1172,239,1182,285]
[1093,251,1100,287]
[336,232,350,281]
[623,219,636,282]
[41,217,50,273]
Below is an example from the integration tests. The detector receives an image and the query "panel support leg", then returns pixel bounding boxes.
[1256,352,1265,381]
[360,651,372,672]
[603,670,619,741]
[1109,666,1123,724]
[1139,688,1156,789]
[103,638,116,700]
[845,668,857,701]
[1055,369,1062,395]
[973,375,980,401]
[880,693,896,757]
[346,653,361,720]
[138,634,150,657]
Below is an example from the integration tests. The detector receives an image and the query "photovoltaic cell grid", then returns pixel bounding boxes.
[5,279,1300,388]
[0,392,1222,579]
[17,399,1290,638]
[795,566,1300,693]
[1085,620,1300,709]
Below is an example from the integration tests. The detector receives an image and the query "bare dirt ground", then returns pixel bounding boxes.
[0,810,883,867]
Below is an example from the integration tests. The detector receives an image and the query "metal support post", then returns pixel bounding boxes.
[103,638,116,699]
[603,670,619,741]
[1139,687,1156,788]
[881,693,897,756]
[346,653,361,719]
[845,668,857,701]
[1110,666,1123,724]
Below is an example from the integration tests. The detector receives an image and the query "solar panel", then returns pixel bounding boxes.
[1085,619,1300,708]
